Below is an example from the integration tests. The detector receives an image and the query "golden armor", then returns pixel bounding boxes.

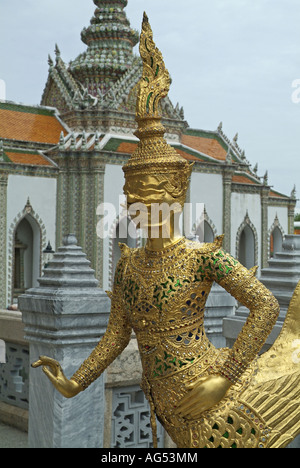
[33,14,300,448]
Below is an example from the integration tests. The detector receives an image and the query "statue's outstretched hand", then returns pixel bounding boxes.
[174,375,231,420]
[32,356,82,399]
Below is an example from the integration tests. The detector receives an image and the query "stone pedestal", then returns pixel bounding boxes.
[260,235,300,318]
[205,283,236,348]
[19,234,111,448]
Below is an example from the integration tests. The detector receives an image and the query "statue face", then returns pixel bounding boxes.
[124,174,170,205]
[123,174,182,232]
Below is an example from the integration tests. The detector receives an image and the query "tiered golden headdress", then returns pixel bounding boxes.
[123,13,193,192]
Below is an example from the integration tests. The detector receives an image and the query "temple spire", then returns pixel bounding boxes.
[69,0,139,95]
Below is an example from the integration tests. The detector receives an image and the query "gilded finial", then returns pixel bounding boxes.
[123,13,193,185]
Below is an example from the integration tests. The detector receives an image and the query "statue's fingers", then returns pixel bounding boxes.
[178,398,208,420]
[174,397,195,415]
[32,356,61,376]
[184,409,205,420]
[187,376,209,389]
[31,359,43,368]
[42,365,58,383]
[40,356,61,372]
[39,355,58,366]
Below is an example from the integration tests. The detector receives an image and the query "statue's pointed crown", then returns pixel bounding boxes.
[123,13,192,177]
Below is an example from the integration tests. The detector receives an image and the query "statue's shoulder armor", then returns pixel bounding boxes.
[211,234,224,250]
[119,242,142,260]
[119,242,132,258]
[109,244,135,294]
[203,234,225,254]
[185,234,225,254]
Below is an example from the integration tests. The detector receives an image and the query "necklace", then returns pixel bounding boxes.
[145,237,186,256]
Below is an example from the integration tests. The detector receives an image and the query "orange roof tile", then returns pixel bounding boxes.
[0,106,67,144]
[5,151,53,166]
[232,175,257,185]
[175,148,202,161]
[181,134,227,161]
[117,141,138,153]
[115,141,202,162]
[269,190,288,199]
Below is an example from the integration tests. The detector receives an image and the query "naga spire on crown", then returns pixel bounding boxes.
[135,12,171,134]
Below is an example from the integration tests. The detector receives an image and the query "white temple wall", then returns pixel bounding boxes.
[230,192,262,267]
[7,174,57,243]
[268,205,288,233]
[6,174,57,304]
[102,164,126,291]
[189,172,223,236]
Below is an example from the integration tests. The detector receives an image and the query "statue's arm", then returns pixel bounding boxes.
[175,248,280,419]
[71,267,131,391]
[212,249,280,383]
[32,259,132,397]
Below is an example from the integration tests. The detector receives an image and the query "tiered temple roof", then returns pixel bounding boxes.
[70,0,139,95]
[41,0,186,134]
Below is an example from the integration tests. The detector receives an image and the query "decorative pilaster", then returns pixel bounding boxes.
[0,173,8,309]
[78,159,90,256]
[53,133,106,287]
[288,186,297,234]
[55,151,69,249]
[91,157,105,286]
[261,185,270,269]
[20,234,111,448]
[222,167,234,253]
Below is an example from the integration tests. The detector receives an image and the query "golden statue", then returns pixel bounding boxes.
[33,14,300,449]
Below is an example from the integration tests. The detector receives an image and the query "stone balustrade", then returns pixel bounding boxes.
[0,309,29,431]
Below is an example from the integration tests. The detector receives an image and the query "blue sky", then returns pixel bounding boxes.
[1,0,300,211]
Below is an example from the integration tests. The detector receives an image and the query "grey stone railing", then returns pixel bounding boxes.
[0,310,29,410]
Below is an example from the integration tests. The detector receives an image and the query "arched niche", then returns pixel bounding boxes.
[12,215,41,300]
[236,212,258,269]
[194,209,217,243]
[8,199,47,306]
[268,216,285,258]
